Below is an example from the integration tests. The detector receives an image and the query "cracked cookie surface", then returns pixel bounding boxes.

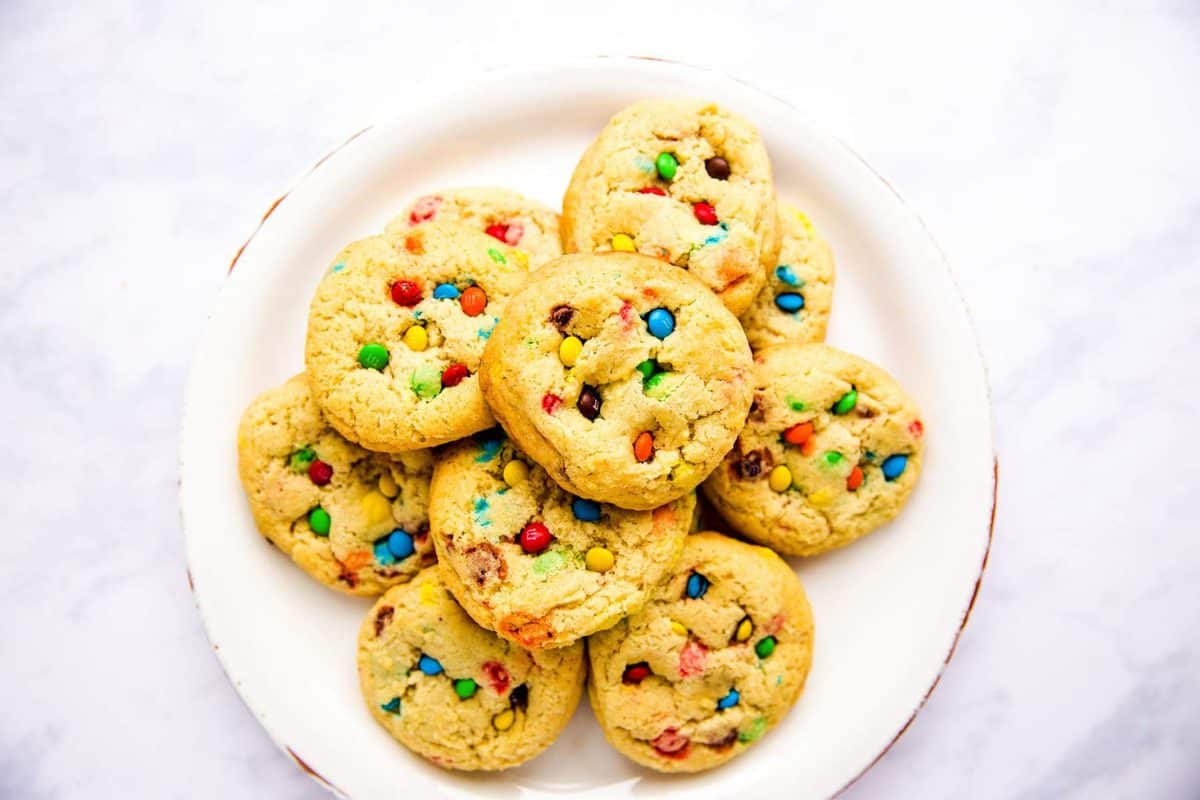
[479,252,753,510]
[702,343,925,556]
[305,222,529,452]
[358,568,585,770]
[587,532,813,773]
[562,99,778,316]
[387,186,562,270]
[429,431,694,649]
[236,374,435,595]
[739,204,835,350]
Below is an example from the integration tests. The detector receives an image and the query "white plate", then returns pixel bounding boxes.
[181,57,995,800]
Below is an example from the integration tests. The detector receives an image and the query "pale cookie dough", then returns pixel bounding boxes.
[236,374,434,595]
[588,532,814,773]
[429,431,694,649]
[562,99,779,316]
[305,222,529,452]
[479,252,753,510]
[387,187,562,269]
[358,568,585,770]
[739,204,836,350]
[702,343,925,556]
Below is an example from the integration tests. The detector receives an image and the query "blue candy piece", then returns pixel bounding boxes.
[433,283,460,299]
[475,435,503,463]
[645,308,676,339]
[571,498,602,522]
[374,539,396,566]
[717,688,740,710]
[418,654,443,675]
[686,572,709,599]
[774,292,805,313]
[774,264,803,287]
[381,697,401,714]
[387,529,415,559]
[882,454,908,481]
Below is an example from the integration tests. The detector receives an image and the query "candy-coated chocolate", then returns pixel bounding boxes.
[381,697,401,714]
[633,431,654,462]
[418,654,443,675]
[585,546,614,572]
[645,308,675,339]
[549,304,574,330]
[670,620,688,637]
[502,460,529,486]
[454,678,478,699]
[833,389,858,415]
[288,447,316,473]
[441,363,469,387]
[403,325,429,352]
[387,529,415,559]
[775,292,805,313]
[519,522,552,554]
[432,283,460,299]
[307,459,333,486]
[704,156,731,180]
[847,465,864,491]
[638,186,667,196]
[823,451,843,467]
[461,285,488,316]
[577,385,602,420]
[735,618,753,642]
[357,343,389,370]
[686,572,709,599]
[783,421,813,446]
[377,472,399,498]
[755,636,777,659]
[655,152,678,181]
[411,365,442,399]
[716,688,740,710]
[882,454,908,481]
[768,465,792,492]
[636,359,657,381]
[611,233,636,252]
[391,279,422,306]
[559,335,583,367]
[308,507,331,535]
[373,538,395,566]
[572,498,602,522]
[623,662,652,684]
[484,223,510,242]
[492,709,515,731]
[693,202,718,225]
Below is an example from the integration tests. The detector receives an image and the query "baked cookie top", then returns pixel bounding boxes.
[562,99,778,316]
[479,252,754,510]
[387,186,562,270]
[429,432,694,649]
[702,343,925,556]
[739,205,835,350]
[358,568,585,771]
[305,222,529,452]
[587,532,813,773]
[236,374,434,595]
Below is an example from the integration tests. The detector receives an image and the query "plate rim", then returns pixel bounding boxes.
[179,54,998,800]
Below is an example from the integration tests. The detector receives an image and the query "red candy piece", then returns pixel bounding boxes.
[847,465,864,491]
[638,187,667,196]
[693,202,718,225]
[308,459,333,486]
[409,195,441,225]
[485,223,509,242]
[618,301,635,329]
[542,393,563,414]
[518,522,552,554]
[485,222,524,245]
[678,640,708,677]
[623,663,652,684]
[482,661,511,694]
[908,419,925,438]
[766,613,786,635]
[783,421,814,446]
[652,729,690,758]
[390,280,421,307]
[441,363,469,387]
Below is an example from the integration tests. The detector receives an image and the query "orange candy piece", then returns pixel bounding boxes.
[460,286,487,316]
[847,465,864,491]
[783,422,814,446]
[633,431,654,462]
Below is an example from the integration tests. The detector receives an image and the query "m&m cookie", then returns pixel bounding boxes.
[479,252,753,510]
[703,343,925,556]
[428,431,694,648]
[236,374,435,595]
[587,532,813,772]
[561,99,779,316]
[358,568,585,770]
[305,222,530,452]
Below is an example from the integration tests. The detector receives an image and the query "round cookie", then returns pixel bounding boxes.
[358,568,585,771]
[703,343,925,556]
[562,99,779,316]
[429,430,695,649]
[236,374,435,596]
[305,222,529,452]
[479,252,754,510]
[387,187,562,270]
[587,532,814,773]
[739,204,836,350]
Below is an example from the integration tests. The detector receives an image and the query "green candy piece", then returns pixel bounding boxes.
[645,372,681,400]
[411,365,442,399]
[655,152,678,181]
[454,678,478,699]
[786,394,806,411]
[289,447,316,473]
[823,451,844,467]
[308,507,331,536]
[755,636,777,659]
[358,343,390,371]
[532,550,566,576]
[833,389,858,415]
[487,247,506,265]
[636,359,657,381]
[739,716,769,743]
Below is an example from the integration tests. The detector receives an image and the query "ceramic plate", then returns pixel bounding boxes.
[180,57,995,800]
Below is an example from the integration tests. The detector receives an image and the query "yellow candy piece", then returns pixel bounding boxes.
[377,472,399,498]
[735,618,753,642]
[558,335,583,367]
[418,582,438,605]
[492,709,515,731]
[513,250,530,269]
[670,620,688,637]
[404,325,428,352]
[768,465,793,493]
[360,491,393,525]
[502,460,529,486]
[808,487,836,507]
[611,233,636,252]
[585,547,614,572]
[794,209,815,234]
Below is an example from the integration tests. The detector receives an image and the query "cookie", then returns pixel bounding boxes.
[428,431,695,649]
[387,187,562,270]
[358,568,585,770]
[305,222,529,452]
[587,532,813,773]
[702,343,925,556]
[236,374,435,595]
[562,99,779,316]
[479,252,754,510]
[739,205,836,350]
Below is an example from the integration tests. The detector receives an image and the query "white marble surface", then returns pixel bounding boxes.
[3,1,1198,797]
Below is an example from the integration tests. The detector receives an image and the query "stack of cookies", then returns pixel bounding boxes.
[236,100,925,774]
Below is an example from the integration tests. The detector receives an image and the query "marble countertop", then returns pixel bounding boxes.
[3,1,1197,797]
